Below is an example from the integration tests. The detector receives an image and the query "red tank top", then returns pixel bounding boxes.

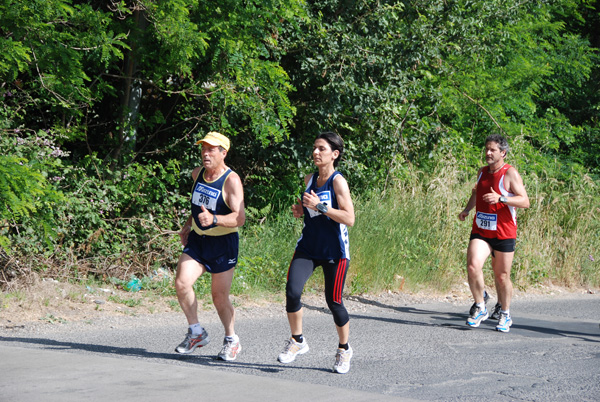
[471,164,517,240]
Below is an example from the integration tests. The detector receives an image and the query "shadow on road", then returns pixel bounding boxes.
[0,335,327,373]
[304,296,600,343]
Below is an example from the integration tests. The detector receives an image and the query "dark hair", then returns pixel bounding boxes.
[485,134,509,156]
[316,131,344,167]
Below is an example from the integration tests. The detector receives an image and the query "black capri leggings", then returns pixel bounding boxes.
[285,251,350,327]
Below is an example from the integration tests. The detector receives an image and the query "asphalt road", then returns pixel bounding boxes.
[1,292,599,401]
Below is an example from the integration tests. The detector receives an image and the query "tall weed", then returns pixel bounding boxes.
[350,155,472,294]
[3,151,598,297]
[348,157,600,294]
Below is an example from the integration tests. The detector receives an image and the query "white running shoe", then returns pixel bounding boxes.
[495,312,513,333]
[333,346,353,374]
[466,303,489,327]
[278,338,309,364]
[175,328,210,354]
[218,337,242,361]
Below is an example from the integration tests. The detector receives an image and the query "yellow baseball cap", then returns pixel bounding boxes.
[195,131,230,151]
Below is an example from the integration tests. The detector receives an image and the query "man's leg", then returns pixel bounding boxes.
[175,253,206,325]
[466,239,492,303]
[211,268,236,336]
[174,254,210,354]
[491,250,515,311]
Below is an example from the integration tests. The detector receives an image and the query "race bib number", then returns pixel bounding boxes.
[476,212,497,231]
[307,191,332,218]
[191,183,220,210]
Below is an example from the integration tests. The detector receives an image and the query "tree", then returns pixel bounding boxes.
[0,0,307,273]
[275,0,599,190]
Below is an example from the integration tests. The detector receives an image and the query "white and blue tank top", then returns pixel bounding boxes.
[296,171,350,260]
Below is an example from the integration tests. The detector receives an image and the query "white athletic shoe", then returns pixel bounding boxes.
[278,338,309,364]
[466,303,489,327]
[333,346,353,374]
[217,337,242,361]
[495,312,513,333]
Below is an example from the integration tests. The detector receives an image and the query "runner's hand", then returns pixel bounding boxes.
[302,190,320,211]
[483,187,500,204]
[292,198,304,218]
[197,205,214,226]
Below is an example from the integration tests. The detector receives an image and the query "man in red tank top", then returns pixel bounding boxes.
[458,134,530,332]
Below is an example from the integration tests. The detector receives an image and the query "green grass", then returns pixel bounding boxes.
[236,210,300,296]
[514,172,600,288]
[234,163,600,297]
[9,162,599,301]
[40,314,67,324]
[108,295,143,308]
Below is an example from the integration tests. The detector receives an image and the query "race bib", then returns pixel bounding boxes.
[476,212,497,231]
[307,191,332,218]
[191,183,220,210]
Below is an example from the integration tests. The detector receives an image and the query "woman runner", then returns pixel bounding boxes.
[277,131,356,374]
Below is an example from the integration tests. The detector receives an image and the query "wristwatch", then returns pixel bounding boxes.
[213,213,218,225]
[499,196,508,204]
[316,203,329,214]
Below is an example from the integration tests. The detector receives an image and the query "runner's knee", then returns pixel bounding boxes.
[328,302,349,327]
[285,283,303,313]
[494,271,511,285]
[175,276,192,294]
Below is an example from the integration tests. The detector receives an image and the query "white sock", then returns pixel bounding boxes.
[189,323,204,335]
[225,334,239,343]
[500,309,510,317]
[476,302,486,311]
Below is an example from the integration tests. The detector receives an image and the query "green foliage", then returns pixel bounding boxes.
[350,156,471,293]
[0,131,64,249]
[236,207,302,294]
[46,155,187,263]
[0,156,48,218]
[0,0,128,122]
[277,0,599,194]
[1,0,599,296]
[1,132,187,279]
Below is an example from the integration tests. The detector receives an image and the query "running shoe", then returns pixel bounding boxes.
[495,312,513,333]
[333,346,353,374]
[278,338,309,364]
[466,303,489,327]
[490,302,502,320]
[469,292,489,316]
[217,337,242,361]
[175,328,210,354]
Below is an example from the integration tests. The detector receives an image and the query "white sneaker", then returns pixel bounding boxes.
[466,303,489,327]
[333,346,353,374]
[217,337,242,361]
[495,312,513,333]
[278,338,309,364]
[175,328,210,354]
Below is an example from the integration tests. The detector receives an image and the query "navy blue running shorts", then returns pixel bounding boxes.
[183,231,239,273]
